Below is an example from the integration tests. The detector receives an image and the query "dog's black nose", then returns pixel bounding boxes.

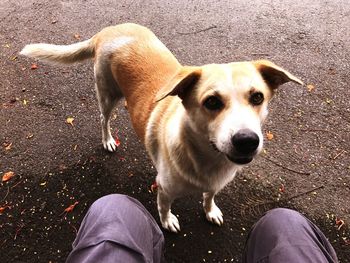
[232,129,259,154]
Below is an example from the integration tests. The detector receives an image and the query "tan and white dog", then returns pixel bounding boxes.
[21,23,303,232]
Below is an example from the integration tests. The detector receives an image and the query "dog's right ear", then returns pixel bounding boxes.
[156,68,202,102]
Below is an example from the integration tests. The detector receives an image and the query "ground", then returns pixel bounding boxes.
[1,0,349,262]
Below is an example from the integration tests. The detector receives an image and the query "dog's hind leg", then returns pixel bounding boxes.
[203,192,223,226]
[157,188,180,233]
[94,61,123,152]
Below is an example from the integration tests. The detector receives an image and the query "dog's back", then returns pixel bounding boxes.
[20,23,182,141]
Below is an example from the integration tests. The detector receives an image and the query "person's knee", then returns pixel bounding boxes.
[265,208,305,223]
[91,194,132,209]
[256,208,309,235]
[88,194,144,218]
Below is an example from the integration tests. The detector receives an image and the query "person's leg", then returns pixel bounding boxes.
[243,208,338,263]
[66,194,165,263]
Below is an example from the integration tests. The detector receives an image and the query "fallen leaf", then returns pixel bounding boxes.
[31,63,38,70]
[306,84,315,92]
[10,56,17,61]
[4,142,12,150]
[74,34,81,40]
[26,133,34,139]
[115,130,121,147]
[111,113,117,120]
[335,218,345,230]
[2,171,15,182]
[66,117,74,126]
[0,206,9,215]
[266,131,274,140]
[23,99,28,106]
[278,184,285,193]
[40,182,47,186]
[3,44,10,48]
[150,182,158,193]
[326,98,332,104]
[115,137,121,147]
[64,201,79,213]
[51,20,58,24]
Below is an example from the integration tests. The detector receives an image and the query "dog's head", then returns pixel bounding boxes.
[156,60,303,165]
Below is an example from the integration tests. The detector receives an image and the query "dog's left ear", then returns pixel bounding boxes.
[254,60,304,89]
[156,67,202,102]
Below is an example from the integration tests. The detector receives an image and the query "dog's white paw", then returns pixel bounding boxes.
[161,212,181,233]
[103,137,118,152]
[205,204,223,226]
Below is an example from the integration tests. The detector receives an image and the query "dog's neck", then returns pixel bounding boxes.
[178,115,239,191]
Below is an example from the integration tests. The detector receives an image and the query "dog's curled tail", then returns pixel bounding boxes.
[20,38,95,65]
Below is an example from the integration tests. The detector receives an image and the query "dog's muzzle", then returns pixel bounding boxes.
[227,129,260,165]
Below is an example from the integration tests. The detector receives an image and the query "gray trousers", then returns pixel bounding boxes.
[66,194,338,263]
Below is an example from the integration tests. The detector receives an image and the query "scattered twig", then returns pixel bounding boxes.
[177,25,217,35]
[70,224,78,234]
[0,239,7,247]
[1,187,10,202]
[262,156,311,175]
[11,179,23,189]
[14,223,25,240]
[332,149,346,160]
[284,185,324,201]
[251,52,270,56]
[240,185,325,217]
[300,128,338,137]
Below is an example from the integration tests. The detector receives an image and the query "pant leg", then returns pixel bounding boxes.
[243,208,338,263]
[66,194,165,263]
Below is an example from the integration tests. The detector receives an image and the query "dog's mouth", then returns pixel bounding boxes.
[210,141,254,165]
[225,155,253,165]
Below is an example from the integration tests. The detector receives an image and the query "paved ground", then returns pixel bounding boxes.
[1,0,349,262]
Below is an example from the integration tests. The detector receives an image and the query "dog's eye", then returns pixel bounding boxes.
[203,96,224,111]
[249,92,264,106]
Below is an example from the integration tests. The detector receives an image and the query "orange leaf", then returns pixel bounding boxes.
[64,201,79,213]
[307,84,315,92]
[31,63,38,70]
[2,171,15,182]
[266,131,274,140]
[4,142,12,151]
[0,206,9,215]
[66,117,74,126]
[74,34,81,40]
[26,133,34,139]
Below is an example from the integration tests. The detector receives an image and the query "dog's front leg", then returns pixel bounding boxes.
[157,188,180,233]
[203,192,223,226]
